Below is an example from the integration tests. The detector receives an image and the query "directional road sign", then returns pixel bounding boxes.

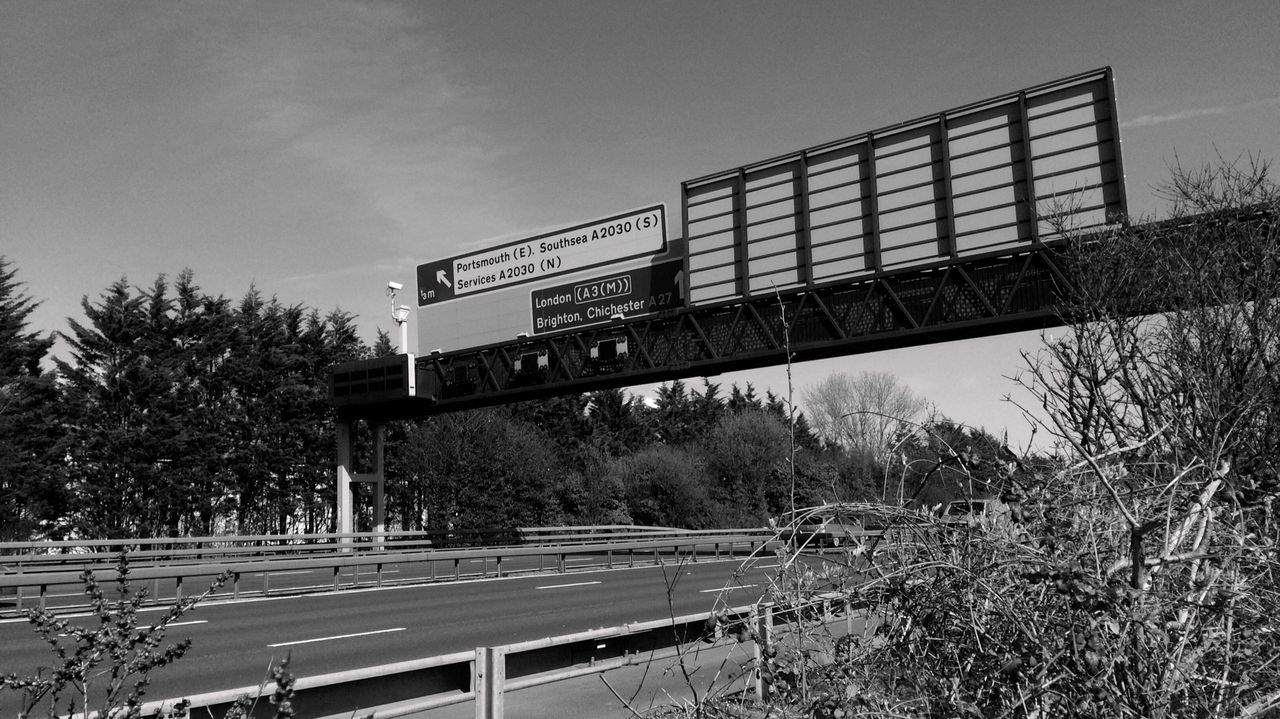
[529,258,683,334]
[417,204,666,307]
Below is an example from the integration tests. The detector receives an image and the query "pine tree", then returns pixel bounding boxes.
[0,257,62,540]
[57,279,159,537]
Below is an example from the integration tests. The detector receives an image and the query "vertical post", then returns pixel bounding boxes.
[336,421,354,539]
[732,169,749,297]
[474,646,505,719]
[863,135,882,273]
[372,423,386,546]
[754,604,774,702]
[1017,91,1041,245]
[793,156,814,288]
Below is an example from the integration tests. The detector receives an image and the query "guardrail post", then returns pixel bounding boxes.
[39,584,47,612]
[754,603,774,702]
[233,572,241,600]
[333,566,340,590]
[558,553,565,574]
[474,646,505,719]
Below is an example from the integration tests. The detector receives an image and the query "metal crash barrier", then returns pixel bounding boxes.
[135,595,855,719]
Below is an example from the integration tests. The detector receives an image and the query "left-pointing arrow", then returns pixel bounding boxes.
[437,269,452,288]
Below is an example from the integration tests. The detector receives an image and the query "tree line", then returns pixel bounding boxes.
[1,260,1008,541]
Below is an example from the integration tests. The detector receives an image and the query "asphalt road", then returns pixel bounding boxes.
[0,555,781,714]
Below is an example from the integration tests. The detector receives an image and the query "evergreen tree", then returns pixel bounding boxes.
[688,379,726,437]
[727,382,762,414]
[585,388,645,456]
[55,274,366,537]
[57,279,164,536]
[646,379,695,444]
[0,257,62,540]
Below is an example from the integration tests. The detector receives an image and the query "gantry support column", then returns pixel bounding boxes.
[335,421,387,546]
[336,420,355,537]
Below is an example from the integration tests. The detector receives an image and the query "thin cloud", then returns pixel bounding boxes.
[1122,96,1280,129]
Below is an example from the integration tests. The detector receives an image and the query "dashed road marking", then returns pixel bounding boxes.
[700,584,759,593]
[268,627,406,647]
[535,581,602,590]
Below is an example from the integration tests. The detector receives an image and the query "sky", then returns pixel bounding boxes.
[3,1,1278,449]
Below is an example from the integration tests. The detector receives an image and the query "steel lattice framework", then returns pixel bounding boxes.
[330,206,1276,422]
[332,240,1075,422]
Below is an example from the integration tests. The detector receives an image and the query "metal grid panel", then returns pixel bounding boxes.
[681,68,1127,305]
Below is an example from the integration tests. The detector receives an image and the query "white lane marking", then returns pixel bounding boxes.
[253,568,401,576]
[268,627,406,648]
[56,614,206,634]
[57,618,208,637]
[700,584,759,594]
[535,581,602,590]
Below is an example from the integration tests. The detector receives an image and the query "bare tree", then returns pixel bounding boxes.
[801,371,927,502]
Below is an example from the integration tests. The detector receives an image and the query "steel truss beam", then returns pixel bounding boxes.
[336,241,1075,422]
[333,206,1274,422]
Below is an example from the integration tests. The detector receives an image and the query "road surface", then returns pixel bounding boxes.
[1,555,784,714]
